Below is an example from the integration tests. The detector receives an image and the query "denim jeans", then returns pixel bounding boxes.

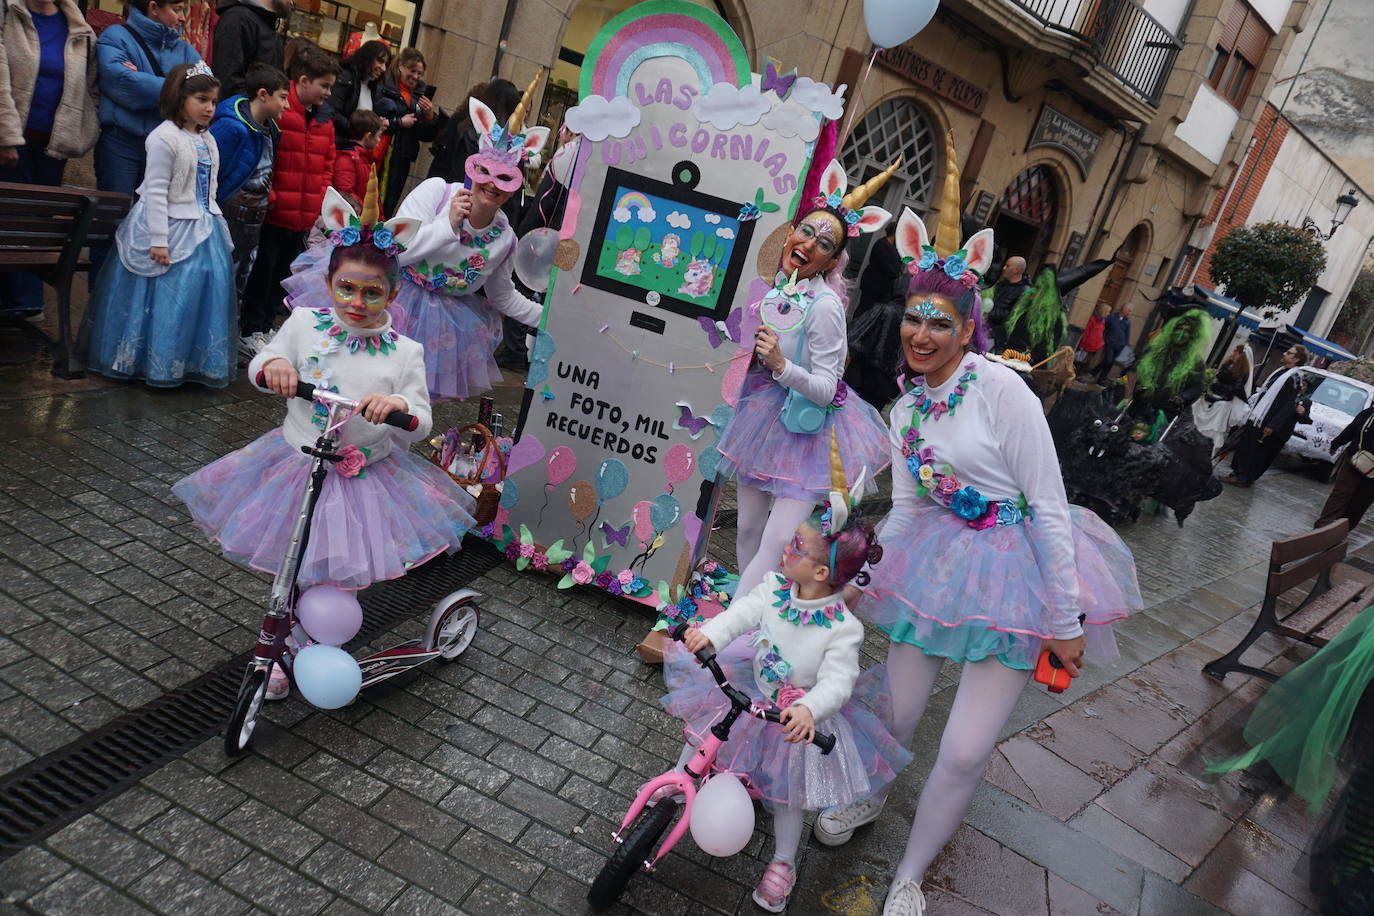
[0,132,67,312]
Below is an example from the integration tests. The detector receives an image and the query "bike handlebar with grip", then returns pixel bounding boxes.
[669,623,835,754]
[255,371,419,431]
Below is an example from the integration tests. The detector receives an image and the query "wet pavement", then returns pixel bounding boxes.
[0,314,1364,915]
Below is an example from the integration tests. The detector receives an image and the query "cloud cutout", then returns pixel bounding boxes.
[637,207,657,223]
[761,101,821,142]
[716,227,735,240]
[692,83,770,131]
[612,207,631,223]
[667,211,692,230]
[564,95,641,141]
[792,77,846,121]
[704,213,722,225]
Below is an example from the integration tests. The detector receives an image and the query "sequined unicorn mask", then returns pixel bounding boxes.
[464,72,550,193]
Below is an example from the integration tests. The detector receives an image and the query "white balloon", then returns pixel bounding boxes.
[863,0,939,49]
[513,227,560,292]
[688,773,755,856]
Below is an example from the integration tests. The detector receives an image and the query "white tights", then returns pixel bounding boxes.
[884,643,1030,883]
[772,804,804,865]
[734,485,816,596]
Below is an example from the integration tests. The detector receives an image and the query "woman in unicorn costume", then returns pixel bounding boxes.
[284,73,550,400]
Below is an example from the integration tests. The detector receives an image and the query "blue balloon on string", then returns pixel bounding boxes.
[594,458,628,503]
[650,493,681,531]
[697,444,723,482]
[499,478,519,508]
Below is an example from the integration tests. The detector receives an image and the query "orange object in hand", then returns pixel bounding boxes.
[1034,649,1072,693]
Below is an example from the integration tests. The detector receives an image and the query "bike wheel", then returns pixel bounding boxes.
[587,798,678,909]
[224,667,268,757]
[431,600,480,662]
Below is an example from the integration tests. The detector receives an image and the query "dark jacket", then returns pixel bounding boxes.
[211,0,283,99]
[374,74,441,166]
[94,7,200,134]
[1263,375,1313,438]
[267,80,335,231]
[1103,314,1131,353]
[1332,406,1374,455]
[988,276,1029,330]
[856,236,903,316]
[324,65,382,138]
[209,94,278,202]
[428,114,479,182]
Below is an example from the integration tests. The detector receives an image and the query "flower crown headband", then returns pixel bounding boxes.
[894,207,995,296]
[320,169,420,257]
[805,159,901,238]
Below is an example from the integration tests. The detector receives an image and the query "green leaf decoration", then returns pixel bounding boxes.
[545,539,572,564]
[590,555,610,574]
[754,188,765,205]
[557,573,575,588]
[759,201,781,213]
[582,541,596,563]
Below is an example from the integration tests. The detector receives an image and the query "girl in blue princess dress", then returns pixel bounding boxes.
[86,63,236,388]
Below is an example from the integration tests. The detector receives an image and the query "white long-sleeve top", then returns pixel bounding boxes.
[697,573,862,724]
[136,120,222,247]
[247,307,432,465]
[394,177,544,327]
[757,274,846,407]
[884,354,1083,638]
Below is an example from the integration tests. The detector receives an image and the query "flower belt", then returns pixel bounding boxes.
[908,453,1031,530]
[403,265,478,295]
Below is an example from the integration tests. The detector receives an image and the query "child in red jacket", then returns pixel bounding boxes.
[1075,302,1109,375]
[334,110,384,211]
[239,42,339,356]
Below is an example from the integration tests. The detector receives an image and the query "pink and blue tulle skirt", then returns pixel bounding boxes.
[172,429,475,590]
[860,500,1140,670]
[714,370,892,501]
[280,241,338,314]
[661,639,910,811]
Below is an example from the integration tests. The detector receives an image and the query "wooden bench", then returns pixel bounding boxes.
[1203,520,1374,682]
[0,182,132,378]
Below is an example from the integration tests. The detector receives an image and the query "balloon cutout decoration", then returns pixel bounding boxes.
[650,493,682,531]
[594,458,629,503]
[662,445,696,491]
[567,480,597,522]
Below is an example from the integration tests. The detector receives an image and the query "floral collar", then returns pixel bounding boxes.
[458,218,503,248]
[771,578,846,628]
[310,310,400,356]
[906,360,976,422]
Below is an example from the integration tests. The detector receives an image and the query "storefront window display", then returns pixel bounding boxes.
[287,0,417,56]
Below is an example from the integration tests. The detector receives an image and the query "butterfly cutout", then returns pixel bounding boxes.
[674,402,710,438]
[697,307,742,349]
[762,61,797,100]
[601,521,631,548]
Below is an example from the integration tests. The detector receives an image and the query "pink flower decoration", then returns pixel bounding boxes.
[532,552,548,571]
[960,271,978,289]
[518,543,535,558]
[776,686,807,708]
[936,476,961,496]
[969,510,998,531]
[335,444,367,478]
[468,253,486,270]
[617,569,635,585]
[327,325,345,337]
[571,562,594,585]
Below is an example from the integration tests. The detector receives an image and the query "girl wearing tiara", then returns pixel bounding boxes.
[811,212,1142,916]
[86,62,236,388]
[283,72,549,401]
[713,160,898,597]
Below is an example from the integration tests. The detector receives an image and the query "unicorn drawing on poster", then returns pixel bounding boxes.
[615,247,643,275]
[653,232,682,268]
[678,257,716,298]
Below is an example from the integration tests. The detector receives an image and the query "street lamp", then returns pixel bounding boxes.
[1303,189,1360,241]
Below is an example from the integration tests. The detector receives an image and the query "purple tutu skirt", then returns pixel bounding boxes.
[394,280,501,401]
[860,500,1140,669]
[173,429,475,590]
[661,639,910,810]
[715,371,891,500]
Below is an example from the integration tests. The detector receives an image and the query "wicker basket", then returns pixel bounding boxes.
[429,424,506,526]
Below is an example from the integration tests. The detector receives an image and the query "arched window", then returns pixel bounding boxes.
[992,166,1060,272]
[840,97,940,218]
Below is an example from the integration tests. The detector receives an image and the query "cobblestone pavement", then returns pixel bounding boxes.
[0,345,1365,915]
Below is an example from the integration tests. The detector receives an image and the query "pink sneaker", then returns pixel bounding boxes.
[752,860,795,913]
[265,663,290,701]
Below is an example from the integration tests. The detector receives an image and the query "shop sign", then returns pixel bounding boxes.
[1027,105,1102,178]
[876,47,987,115]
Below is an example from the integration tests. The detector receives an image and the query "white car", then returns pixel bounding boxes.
[1273,368,1374,467]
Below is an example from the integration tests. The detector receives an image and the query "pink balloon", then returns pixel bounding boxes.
[632,500,655,543]
[664,444,696,485]
[546,446,576,486]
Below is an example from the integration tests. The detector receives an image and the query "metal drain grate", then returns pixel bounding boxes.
[0,537,503,859]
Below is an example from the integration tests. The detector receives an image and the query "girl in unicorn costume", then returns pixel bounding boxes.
[283,73,550,400]
[714,159,898,597]
[811,213,1142,916]
[662,438,909,912]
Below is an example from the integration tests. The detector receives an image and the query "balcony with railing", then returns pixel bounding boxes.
[1005,0,1183,106]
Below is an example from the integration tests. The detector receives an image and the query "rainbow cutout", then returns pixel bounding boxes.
[579,0,750,101]
[614,191,653,213]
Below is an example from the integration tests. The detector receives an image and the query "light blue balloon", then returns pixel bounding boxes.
[650,493,681,531]
[708,404,734,432]
[697,444,722,482]
[594,458,629,502]
[527,331,557,387]
[499,478,519,508]
[863,0,938,48]
[293,644,362,709]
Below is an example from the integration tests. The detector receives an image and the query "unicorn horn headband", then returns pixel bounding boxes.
[842,156,902,212]
[809,158,902,237]
[508,69,544,135]
[823,429,866,535]
[359,166,380,225]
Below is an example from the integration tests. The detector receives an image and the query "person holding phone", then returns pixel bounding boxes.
[375,47,441,216]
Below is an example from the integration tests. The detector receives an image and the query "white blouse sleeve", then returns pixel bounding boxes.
[396,177,461,263]
[796,620,862,723]
[772,292,843,407]
[698,576,774,650]
[993,375,1083,638]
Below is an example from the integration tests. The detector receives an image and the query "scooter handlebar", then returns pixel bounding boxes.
[255,371,419,431]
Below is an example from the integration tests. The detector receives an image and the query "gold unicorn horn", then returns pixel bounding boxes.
[508,68,545,134]
[829,429,849,506]
[360,166,380,225]
[841,156,902,212]
[934,130,961,258]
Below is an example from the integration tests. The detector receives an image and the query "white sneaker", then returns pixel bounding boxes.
[238,336,259,361]
[813,794,886,846]
[249,330,274,353]
[883,878,926,916]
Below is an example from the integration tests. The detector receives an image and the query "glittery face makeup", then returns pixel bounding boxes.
[783,211,843,279]
[329,268,393,328]
[903,298,961,337]
[901,294,972,384]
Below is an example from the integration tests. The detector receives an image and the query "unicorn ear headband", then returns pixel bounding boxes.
[895,207,994,296]
[321,167,421,255]
[805,158,901,239]
[819,429,867,549]
[466,69,552,193]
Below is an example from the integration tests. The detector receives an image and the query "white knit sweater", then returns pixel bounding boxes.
[136,120,223,247]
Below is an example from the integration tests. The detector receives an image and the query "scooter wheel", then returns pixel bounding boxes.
[431,600,480,662]
[587,798,677,909]
[224,667,268,757]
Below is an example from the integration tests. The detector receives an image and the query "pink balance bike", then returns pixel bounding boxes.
[224,375,482,756]
[587,623,835,908]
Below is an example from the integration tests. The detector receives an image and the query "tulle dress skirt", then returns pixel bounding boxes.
[661,639,911,811]
[173,429,475,590]
[861,500,1141,669]
[715,369,892,501]
[85,204,235,388]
